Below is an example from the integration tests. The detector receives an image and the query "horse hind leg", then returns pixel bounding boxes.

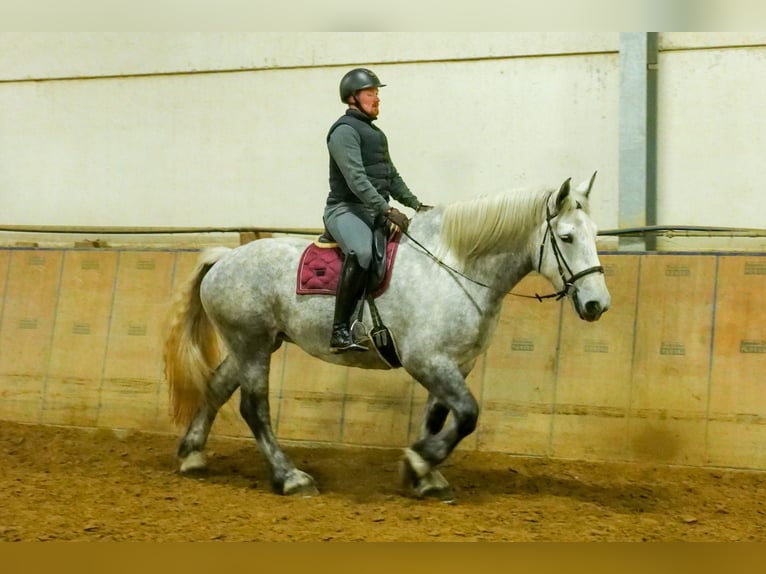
[238,347,318,497]
[177,356,240,474]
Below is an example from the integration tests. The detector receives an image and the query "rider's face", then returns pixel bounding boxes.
[354,87,380,118]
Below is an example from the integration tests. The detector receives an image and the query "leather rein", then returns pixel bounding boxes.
[403,202,604,302]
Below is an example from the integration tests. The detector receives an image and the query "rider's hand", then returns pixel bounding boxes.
[416,203,434,213]
[385,207,410,233]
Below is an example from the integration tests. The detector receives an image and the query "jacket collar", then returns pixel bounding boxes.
[346,108,375,124]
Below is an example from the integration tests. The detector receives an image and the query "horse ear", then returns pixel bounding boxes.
[555,177,572,212]
[585,170,597,198]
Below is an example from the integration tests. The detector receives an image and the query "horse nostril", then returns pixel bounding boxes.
[585,301,602,316]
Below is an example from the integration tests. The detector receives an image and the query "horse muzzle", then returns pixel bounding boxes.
[572,288,610,322]
[580,299,607,322]
[567,277,610,322]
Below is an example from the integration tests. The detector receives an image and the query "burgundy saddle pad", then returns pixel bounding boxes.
[296,233,401,297]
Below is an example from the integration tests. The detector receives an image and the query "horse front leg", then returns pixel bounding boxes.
[402,363,479,502]
[238,350,318,497]
[420,393,450,438]
[401,393,453,501]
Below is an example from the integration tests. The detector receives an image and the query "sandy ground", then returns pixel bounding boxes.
[2,419,766,542]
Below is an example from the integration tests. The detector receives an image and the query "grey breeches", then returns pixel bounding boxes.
[324,211,374,270]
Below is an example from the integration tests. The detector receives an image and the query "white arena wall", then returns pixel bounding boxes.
[0,33,619,231]
[1,32,763,235]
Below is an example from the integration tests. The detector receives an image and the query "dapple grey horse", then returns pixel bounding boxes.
[163,174,610,500]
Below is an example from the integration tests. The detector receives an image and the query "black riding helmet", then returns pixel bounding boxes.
[339,68,386,103]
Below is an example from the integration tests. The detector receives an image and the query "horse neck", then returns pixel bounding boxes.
[412,209,540,299]
[437,188,553,294]
[463,241,537,299]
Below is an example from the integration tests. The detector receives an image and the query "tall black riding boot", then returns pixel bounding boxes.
[329,251,369,353]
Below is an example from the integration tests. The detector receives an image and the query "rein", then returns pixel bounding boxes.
[403,203,604,302]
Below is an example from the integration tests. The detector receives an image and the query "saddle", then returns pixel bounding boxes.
[296,227,403,368]
[296,228,401,297]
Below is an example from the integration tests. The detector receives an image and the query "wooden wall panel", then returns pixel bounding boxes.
[707,256,766,468]
[631,255,716,412]
[99,252,175,431]
[0,250,63,423]
[627,255,716,466]
[628,418,708,466]
[41,251,118,427]
[709,256,766,414]
[170,250,203,290]
[0,250,9,315]
[551,254,640,459]
[555,255,639,408]
[276,344,347,444]
[552,416,632,461]
[478,274,562,455]
[706,420,766,470]
[341,369,413,448]
[3,247,766,472]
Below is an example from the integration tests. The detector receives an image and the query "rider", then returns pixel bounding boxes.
[324,67,432,354]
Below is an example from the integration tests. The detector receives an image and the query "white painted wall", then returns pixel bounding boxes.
[0,33,764,237]
[657,44,766,228]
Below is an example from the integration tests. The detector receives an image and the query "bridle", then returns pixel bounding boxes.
[535,201,605,302]
[402,199,604,303]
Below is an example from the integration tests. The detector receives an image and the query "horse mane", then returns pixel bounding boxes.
[439,185,589,262]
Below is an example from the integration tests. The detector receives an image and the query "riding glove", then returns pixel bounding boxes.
[385,207,410,233]
[416,203,434,212]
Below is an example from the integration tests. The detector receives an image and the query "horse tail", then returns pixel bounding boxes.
[164,247,230,428]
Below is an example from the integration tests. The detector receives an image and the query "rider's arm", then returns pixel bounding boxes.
[388,163,422,211]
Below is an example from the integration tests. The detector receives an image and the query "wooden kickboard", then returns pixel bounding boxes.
[478,273,562,455]
[707,256,766,468]
[99,252,176,431]
[275,343,347,444]
[41,251,119,427]
[0,247,765,472]
[550,254,639,460]
[0,250,64,423]
[626,254,716,467]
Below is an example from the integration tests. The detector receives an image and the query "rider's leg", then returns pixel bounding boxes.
[330,251,368,352]
[324,213,374,353]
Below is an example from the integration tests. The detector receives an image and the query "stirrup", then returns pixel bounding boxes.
[350,319,370,345]
[330,339,369,353]
[329,322,369,353]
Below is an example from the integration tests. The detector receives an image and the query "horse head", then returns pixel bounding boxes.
[537,172,611,322]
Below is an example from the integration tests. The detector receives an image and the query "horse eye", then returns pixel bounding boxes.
[560,233,573,244]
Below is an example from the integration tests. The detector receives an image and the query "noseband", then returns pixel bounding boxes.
[537,203,604,301]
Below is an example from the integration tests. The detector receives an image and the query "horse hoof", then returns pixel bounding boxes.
[399,455,455,503]
[414,470,455,503]
[179,451,207,474]
[418,483,456,504]
[281,470,319,497]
